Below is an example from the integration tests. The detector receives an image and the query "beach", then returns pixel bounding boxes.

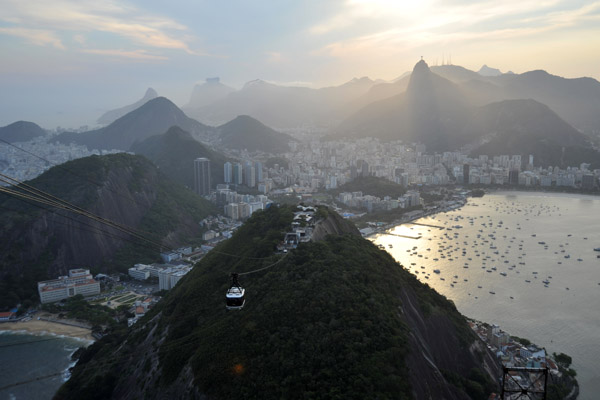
[0,314,94,341]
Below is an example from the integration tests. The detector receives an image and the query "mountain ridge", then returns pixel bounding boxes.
[56,97,212,151]
[334,60,599,166]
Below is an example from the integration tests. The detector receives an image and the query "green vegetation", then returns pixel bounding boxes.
[553,352,572,367]
[107,167,216,270]
[218,115,294,153]
[331,176,406,199]
[41,295,126,328]
[131,126,230,189]
[0,153,215,309]
[511,336,531,347]
[58,205,490,400]
[547,353,578,400]
[442,368,498,400]
[352,205,422,228]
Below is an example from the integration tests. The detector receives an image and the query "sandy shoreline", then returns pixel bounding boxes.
[0,319,94,342]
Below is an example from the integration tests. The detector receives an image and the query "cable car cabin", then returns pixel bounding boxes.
[226,273,245,310]
[226,286,245,310]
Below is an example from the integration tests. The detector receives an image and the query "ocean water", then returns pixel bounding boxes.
[371,191,600,400]
[0,331,89,400]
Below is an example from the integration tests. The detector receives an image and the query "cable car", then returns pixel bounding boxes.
[226,273,245,310]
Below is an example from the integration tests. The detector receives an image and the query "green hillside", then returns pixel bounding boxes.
[57,206,499,400]
[217,115,294,153]
[0,153,216,308]
[131,126,230,189]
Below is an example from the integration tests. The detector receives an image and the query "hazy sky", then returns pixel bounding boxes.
[1,0,599,128]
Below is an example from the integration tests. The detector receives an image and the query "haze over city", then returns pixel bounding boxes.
[1,0,599,127]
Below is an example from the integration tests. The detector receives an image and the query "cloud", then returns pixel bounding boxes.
[312,0,600,58]
[0,0,198,54]
[81,48,168,60]
[0,27,65,49]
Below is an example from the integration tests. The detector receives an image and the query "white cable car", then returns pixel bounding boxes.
[226,273,246,310]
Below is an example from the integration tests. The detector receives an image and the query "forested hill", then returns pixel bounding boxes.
[0,153,215,308]
[56,205,500,400]
[131,126,229,189]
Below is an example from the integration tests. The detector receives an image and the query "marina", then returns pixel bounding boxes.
[370,191,600,399]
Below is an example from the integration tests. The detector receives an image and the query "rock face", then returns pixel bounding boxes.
[310,210,360,242]
[184,78,235,109]
[56,206,501,400]
[0,153,214,308]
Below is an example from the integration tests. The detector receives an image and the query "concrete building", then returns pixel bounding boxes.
[224,162,232,184]
[128,265,150,280]
[37,269,100,303]
[158,265,191,290]
[245,162,256,187]
[194,157,211,195]
[255,161,263,183]
[233,163,243,185]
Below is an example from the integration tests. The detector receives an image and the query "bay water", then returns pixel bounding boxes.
[371,191,600,399]
[0,331,88,400]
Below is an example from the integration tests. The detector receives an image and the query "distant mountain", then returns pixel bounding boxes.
[0,153,215,308]
[486,70,600,135]
[468,99,600,168]
[430,65,483,84]
[0,121,46,143]
[131,126,229,189]
[57,205,501,400]
[335,60,472,150]
[185,78,376,128]
[56,97,212,151]
[478,65,502,77]
[339,77,410,120]
[359,65,600,137]
[335,60,599,167]
[217,115,294,153]
[97,88,158,125]
[184,77,235,109]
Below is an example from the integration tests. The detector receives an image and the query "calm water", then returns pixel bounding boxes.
[371,191,600,400]
[0,331,88,400]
